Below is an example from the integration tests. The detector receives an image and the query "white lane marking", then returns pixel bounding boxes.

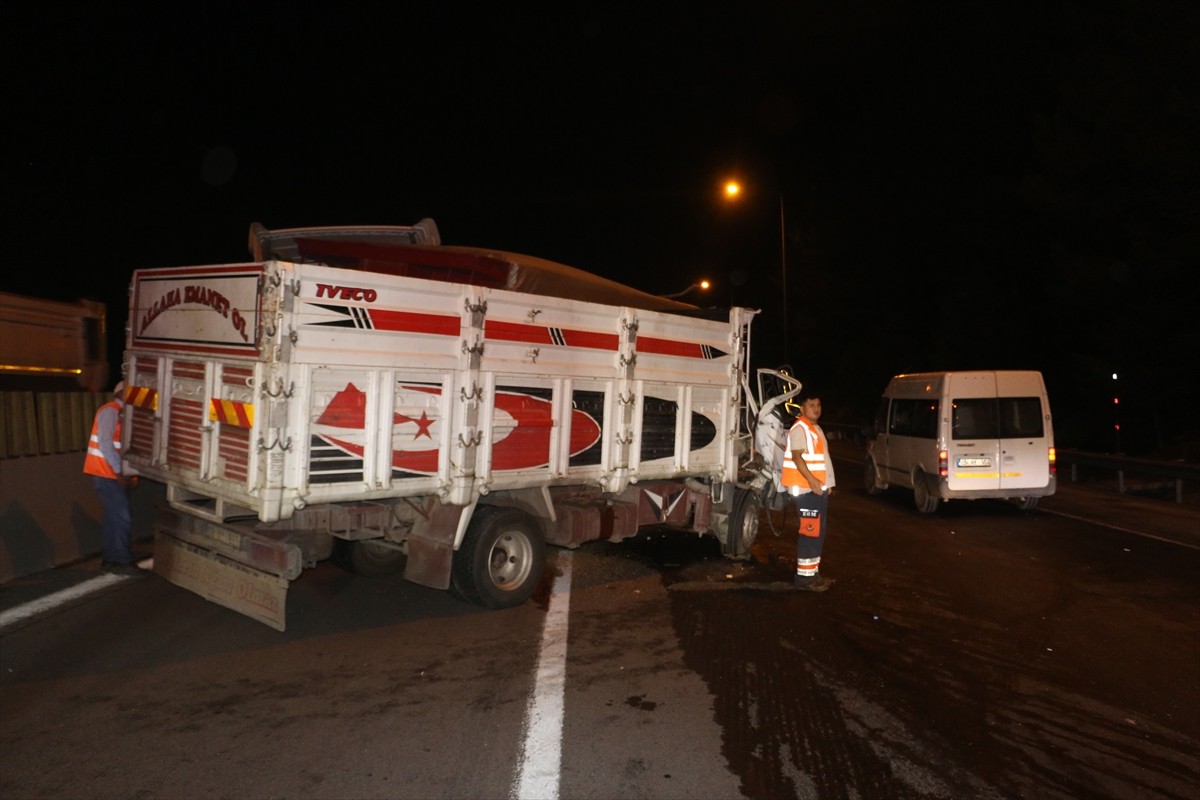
[0,558,154,631]
[1039,508,1200,550]
[0,574,124,630]
[512,550,572,800]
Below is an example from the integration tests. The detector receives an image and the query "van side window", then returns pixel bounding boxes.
[874,397,889,436]
[889,398,938,438]
[999,397,1044,438]
[952,399,998,439]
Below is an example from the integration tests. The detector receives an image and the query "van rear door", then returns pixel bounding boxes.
[946,372,1003,492]
[995,372,1052,491]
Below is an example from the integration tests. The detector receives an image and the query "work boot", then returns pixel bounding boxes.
[794,575,834,592]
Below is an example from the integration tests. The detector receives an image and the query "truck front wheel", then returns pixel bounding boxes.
[723,488,761,559]
[452,507,546,609]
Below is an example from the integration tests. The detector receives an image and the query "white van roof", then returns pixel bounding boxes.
[885,371,1046,398]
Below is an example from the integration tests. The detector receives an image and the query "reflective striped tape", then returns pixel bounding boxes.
[209,398,254,428]
[126,385,158,411]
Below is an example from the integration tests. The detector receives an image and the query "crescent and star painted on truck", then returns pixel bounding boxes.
[312,383,718,476]
[304,297,726,474]
[313,383,603,473]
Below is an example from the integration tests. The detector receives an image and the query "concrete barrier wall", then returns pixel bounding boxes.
[0,453,163,583]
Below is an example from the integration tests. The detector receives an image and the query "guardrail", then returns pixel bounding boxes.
[820,420,1197,505]
[1057,449,1200,505]
[822,421,870,446]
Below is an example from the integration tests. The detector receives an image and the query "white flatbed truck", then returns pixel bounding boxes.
[120,220,799,629]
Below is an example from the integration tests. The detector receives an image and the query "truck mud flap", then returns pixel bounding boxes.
[154,532,289,631]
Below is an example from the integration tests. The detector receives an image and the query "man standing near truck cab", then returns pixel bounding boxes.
[780,392,836,592]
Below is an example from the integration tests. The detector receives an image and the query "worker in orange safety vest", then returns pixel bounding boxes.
[83,382,147,575]
[779,392,837,592]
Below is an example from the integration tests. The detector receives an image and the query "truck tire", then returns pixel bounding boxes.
[863,457,885,495]
[451,507,546,609]
[912,470,941,514]
[338,540,407,578]
[723,488,761,559]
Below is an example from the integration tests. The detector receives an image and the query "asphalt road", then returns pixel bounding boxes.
[1,454,1197,799]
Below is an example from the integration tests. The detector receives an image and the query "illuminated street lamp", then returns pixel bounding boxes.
[659,279,711,300]
[1112,371,1121,453]
[722,179,788,364]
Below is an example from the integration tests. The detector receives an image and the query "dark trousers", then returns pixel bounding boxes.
[92,476,132,563]
[792,491,829,581]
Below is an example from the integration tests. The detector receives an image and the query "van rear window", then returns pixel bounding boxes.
[999,397,1045,438]
[953,397,1044,440]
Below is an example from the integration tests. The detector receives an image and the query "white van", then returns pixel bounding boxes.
[864,370,1056,513]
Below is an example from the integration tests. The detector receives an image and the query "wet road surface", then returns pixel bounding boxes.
[2,454,1197,799]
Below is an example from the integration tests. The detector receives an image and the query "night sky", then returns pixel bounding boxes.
[7,2,1198,457]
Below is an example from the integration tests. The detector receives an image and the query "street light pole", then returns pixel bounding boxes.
[723,178,789,366]
[778,193,788,366]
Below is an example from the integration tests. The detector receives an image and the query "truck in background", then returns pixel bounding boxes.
[864,370,1056,513]
[0,291,108,392]
[120,219,800,629]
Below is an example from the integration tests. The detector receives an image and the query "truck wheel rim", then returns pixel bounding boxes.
[490,532,532,588]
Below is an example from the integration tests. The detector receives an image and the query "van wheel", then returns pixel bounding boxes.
[451,507,546,609]
[912,470,940,514]
[724,488,761,559]
[863,458,884,495]
[338,539,407,577]
[1013,497,1039,512]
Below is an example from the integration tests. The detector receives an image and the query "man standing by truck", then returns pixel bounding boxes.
[780,392,836,592]
[83,382,147,575]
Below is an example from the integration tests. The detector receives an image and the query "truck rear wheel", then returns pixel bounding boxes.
[723,488,761,559]
[338,539,408,578]
[452,507,546,609]
[912,470,941,514]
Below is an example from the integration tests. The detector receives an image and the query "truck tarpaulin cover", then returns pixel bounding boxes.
[447,245,702,314]
[251,221,704,315]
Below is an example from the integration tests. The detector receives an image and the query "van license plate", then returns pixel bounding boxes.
[957,457,991,467]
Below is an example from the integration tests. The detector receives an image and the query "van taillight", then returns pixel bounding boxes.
[938,450,948,478]
[1048,446,1057,475]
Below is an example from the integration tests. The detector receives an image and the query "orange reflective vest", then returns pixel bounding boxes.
[83,399,122,479]
[781,417,828,494]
